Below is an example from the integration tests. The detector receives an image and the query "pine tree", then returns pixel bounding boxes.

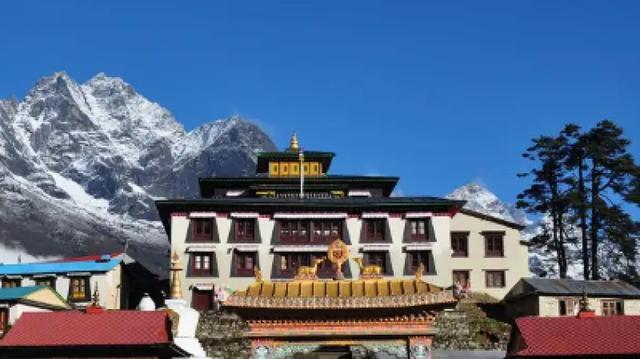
[563,124,591,279]
[517,135,572,278]
[582,120,639,279]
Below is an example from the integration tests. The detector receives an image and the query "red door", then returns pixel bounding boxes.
[192,289,214,311]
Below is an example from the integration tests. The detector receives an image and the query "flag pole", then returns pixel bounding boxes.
[299,149,304,199]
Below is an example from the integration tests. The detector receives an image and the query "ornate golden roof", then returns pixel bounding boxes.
[223,277,454,309]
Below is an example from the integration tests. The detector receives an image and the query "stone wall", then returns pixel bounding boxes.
[432,302,510,350]
[196,311,252,359]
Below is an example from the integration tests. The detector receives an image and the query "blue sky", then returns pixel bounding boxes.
[1,1,639,209]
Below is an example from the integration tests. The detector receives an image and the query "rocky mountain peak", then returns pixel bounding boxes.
[0,72,277,272]
[447,182,532,226]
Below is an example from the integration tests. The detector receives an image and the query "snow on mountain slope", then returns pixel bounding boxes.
[446,182,532,227]
[0,72,277,274]
[446,182,587,279]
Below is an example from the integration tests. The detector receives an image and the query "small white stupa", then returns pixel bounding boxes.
[137,293,156,311]
[165,251,208,358]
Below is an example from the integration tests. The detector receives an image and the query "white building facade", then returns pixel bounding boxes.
[156,135,530,309]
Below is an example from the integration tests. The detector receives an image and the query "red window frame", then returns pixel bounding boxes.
[363,219,386,242]
[364,252,388,274]
[191,218,214,242]
[234,219,255,242]
[453,270,470,288]
[190,253,214,277]
[485,270,506,288]
[407,251,431,273]
[408,219,429,242]
[277,252,333,278]
[234,251,257,276]
[311,220,341,243]
[278,220,310,243]
[451,232,469,257]
[484,233,504,257]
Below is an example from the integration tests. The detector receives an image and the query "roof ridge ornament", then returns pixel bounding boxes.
[169,251,184,300]
[288,131,300,152]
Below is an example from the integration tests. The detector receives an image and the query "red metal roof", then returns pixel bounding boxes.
[0,310,170,347]
[509,315,640,357]
[49,252,123,263]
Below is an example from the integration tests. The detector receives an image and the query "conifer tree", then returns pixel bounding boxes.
[582,120,639,279]
[517,135,572,278]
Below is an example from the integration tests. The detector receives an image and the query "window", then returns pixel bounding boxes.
[234,219,255,242]
[408,219,429,242]
[69,277,90,302]
[191,219,214,242]
[559,298,578,316]
[278,220,342,244]
[1,279,21,288]
[190,253,215,277]
[233,251,257,277]
[602,300,624,316]
[312,220,341,243]
[363,219,386,242]
[363,251,390,275]
[451,232,469,257]
[407,251,432,273]
[278,220,310,243]
[453,270,470,288]
[192,289,214,311]
[485,270,506,288]
[276,252,333,278]
[0,308,7,338]
[484,233,504,257]
[35,277,56,289]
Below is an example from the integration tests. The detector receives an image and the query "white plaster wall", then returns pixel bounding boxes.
[173,213,458,306]
[9,304,50,325]
[450,212,529,299]
[537,296,640,316]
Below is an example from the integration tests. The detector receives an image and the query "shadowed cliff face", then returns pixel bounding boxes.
[0,72,276,274]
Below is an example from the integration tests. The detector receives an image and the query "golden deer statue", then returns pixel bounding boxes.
[295,257,326,280]
[353,257,382,277]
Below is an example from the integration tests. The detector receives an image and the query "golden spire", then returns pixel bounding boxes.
[288,131,300,152]
[92,284,100,306]
[169,251,184,300]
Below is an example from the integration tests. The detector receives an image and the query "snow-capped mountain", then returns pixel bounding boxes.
[446,182,532,227]
[446,182,586,278]
[0,72,276,274]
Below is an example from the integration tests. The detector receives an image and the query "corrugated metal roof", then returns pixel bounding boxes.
[0,286,43,301]
[0,256,122,276]
[504,278,640,301]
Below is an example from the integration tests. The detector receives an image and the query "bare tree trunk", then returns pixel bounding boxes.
[590,163,600,280]
[577,159,590,279]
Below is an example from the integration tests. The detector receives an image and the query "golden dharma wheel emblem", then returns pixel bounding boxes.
[327,239,349,279]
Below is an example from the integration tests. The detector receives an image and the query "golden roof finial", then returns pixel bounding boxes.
[92,284,100,306]
[288,131,300,152]
[169,251,184,300]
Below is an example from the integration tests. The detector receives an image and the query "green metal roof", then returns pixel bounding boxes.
[0,286,44,301]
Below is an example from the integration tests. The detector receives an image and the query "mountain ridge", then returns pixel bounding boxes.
[0,72,276,273]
